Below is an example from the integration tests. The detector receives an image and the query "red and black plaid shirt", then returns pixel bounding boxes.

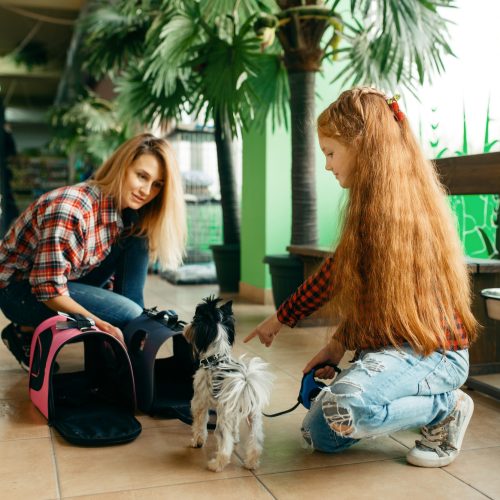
[0,183,123,301]
[277,256,469,351]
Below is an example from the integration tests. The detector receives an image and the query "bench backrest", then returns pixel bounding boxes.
[435,151,500,195]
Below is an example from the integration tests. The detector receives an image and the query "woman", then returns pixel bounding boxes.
[245,87,478,468]
[0,133,186,370]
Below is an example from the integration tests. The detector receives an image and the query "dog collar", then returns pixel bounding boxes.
[199,353,228,369]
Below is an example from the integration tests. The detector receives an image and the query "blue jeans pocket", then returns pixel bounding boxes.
[417,354,464,396]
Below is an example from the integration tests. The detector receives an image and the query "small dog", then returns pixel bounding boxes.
[184,296,273,472]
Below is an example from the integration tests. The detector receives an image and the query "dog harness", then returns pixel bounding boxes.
[199,353,230,369]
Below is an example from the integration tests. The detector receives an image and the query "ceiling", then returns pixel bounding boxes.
[0,0,84,118]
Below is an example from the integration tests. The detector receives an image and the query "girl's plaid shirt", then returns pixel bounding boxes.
[276,256,468,351]
[0,183,123,301]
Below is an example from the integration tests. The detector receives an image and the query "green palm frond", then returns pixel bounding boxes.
[115,64,190,126]
[49,92,126,163]
[200,0,278,21]
[244,52,289,130]
[333,0,455,92]
[145,5,202,97]
[188,19,266,135]
[80,0,158,77]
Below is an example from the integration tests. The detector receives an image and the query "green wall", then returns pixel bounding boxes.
[241,60,346,291]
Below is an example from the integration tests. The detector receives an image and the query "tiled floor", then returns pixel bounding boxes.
[1,275,500,499]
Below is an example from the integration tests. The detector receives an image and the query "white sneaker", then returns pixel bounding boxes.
[406,389,474,468]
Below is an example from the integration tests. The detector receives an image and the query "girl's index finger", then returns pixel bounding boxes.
[243,331,257,343]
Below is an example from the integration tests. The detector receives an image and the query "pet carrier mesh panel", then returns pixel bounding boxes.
[123,308,198,421]
[29,314,141,446]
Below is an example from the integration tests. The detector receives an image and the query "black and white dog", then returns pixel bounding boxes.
[184,296,273,472]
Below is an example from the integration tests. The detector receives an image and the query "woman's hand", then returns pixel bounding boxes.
[94,319,125,345]
[44,295,125,345]
[243,313,283,347]
[303,338,346,378]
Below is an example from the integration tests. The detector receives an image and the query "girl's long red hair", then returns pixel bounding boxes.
[318,87,478,355]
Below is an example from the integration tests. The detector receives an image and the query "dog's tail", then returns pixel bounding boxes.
[216,356,274,416]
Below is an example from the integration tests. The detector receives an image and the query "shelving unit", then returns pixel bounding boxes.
[9,155,69,212]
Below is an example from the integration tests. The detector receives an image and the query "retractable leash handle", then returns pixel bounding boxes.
[263,362,341,418]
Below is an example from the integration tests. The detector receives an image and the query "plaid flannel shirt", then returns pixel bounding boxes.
[0,183,123,301]
[277,256,469,351]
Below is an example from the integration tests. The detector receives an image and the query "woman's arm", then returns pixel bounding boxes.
[44,295,124,344]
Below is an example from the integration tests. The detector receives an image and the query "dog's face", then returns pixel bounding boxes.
[184,296,235,355]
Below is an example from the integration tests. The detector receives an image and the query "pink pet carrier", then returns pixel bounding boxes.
[29,313,142,446]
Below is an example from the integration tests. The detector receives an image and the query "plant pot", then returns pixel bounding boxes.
[210,243,240,293]
[264,254,304,309]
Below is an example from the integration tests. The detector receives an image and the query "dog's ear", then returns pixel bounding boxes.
[220,300,233,316]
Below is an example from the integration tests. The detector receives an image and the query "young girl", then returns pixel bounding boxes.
[244,87,478,468]
[0,133,186,370]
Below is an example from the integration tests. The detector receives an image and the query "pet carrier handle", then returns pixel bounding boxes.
[55,312,96,331]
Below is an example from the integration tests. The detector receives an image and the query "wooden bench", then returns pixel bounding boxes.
[289,151,500,399]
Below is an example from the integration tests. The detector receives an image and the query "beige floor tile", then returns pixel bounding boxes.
[446,446,500,499]
[1,276,500,499]
[0,346,22,372]
[67,476,273,500]
[259,459,488,499]
[261,372,308,417]
[54,423,251,498]
[135,413,192,431]
[235,412,408,475]
[0,438,58,499]
[238,325,328,356]
[0,398,49,441]
[0,369,30,400]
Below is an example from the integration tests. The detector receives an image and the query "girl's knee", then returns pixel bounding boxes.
[301,398,358,453]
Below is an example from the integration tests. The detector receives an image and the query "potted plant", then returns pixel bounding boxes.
[80,0,287,292]
[254,0,456,306]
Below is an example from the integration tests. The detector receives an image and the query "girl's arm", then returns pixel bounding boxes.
[44,295,124,344]
[277,255,334,327]
[244,256,334,346]
[302,337,346,379]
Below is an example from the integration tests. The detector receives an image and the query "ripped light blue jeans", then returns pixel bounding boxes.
[301,344,469,453]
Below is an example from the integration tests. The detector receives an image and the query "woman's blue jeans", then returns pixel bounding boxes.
[301,344,469,452]
[0,235,147,329]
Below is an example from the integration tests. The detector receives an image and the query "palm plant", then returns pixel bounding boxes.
[79,0,287,289]
[253,0,456,246]
[81,0,287,239]
[79,0,455,293]
[48,91,127,167]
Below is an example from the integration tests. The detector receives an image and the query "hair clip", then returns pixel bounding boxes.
[386,95,405,122]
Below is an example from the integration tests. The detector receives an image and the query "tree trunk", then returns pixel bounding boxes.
[288,71,318,246]
[214,113,240,246]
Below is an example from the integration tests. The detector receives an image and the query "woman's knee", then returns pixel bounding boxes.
[111,298,142,328]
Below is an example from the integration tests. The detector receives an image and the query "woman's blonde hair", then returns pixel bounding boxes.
[317,87,478,355]
[90,133,186,270]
